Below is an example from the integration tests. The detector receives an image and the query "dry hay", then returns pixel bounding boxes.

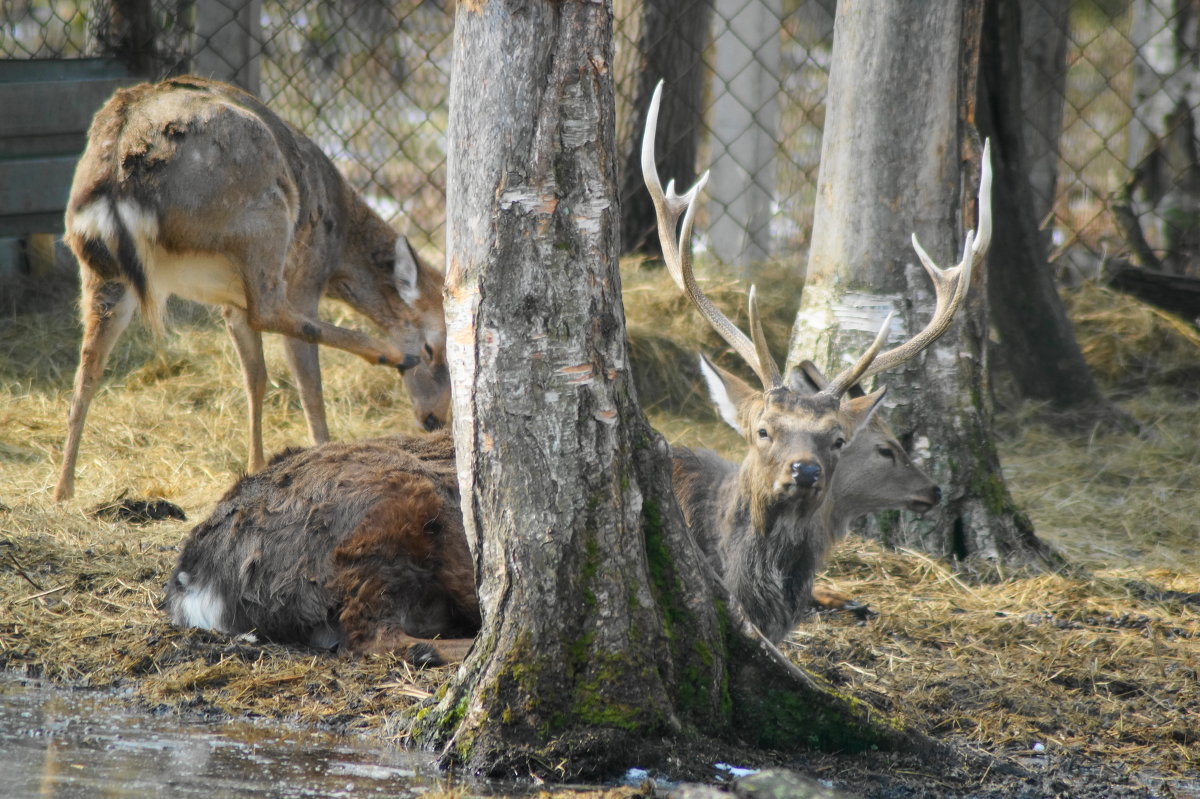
[796,540,1199,784]
[0,267,1197,790]
[1065,281,1200,387]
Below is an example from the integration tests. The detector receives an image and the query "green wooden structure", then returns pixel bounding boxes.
[0,58,136,237]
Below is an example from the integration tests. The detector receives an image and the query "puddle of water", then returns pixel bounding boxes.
[0,675,447,798]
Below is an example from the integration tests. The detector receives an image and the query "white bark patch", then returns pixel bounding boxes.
[571,196,611,236]
[831,292,905,341]
[912,435,932,462]
[498,185,559,215]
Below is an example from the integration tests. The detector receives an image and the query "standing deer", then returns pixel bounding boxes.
[54,76,450,501]
[163,83,990,659]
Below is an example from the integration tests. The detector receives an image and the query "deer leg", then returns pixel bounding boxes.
[55,276,137,500]
[811,584,877,620]
[221,306,268,472]
[280,318,330,446]
[356,630,475,666]
[240,268,417,372]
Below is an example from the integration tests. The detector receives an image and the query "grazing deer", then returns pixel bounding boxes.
[54,76,450,501]
[162,84,991,659]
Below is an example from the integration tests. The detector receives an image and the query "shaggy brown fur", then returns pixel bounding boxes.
[164,432,478,665]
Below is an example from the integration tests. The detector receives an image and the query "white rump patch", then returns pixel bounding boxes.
[70,198,118,246]
[115,198,159,245]
[699,355,741,433]
[172,577,228,633]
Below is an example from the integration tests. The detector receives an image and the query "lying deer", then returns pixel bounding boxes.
[54,76,450,501]
[163,83,990,659]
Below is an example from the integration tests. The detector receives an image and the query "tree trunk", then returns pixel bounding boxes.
[193,0,262,96]
[785,0,1060,568]
[617,0,713,255]
[706,0,782,271]
[1018,0,1068,249]
[90,0,168,78]
[414,0,933,778]
[1123,0,1200,276]
[979,0,1124,420]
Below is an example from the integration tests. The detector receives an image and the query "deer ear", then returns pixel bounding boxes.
[784,359,825,395]
[841,386,887,437]
[698,353,755,433]
[393,237,421,306]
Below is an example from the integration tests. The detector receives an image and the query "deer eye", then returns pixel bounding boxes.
[423,343,435,361]
[831,437,846,451]
[877,446,896,462]
[757,428,770,441]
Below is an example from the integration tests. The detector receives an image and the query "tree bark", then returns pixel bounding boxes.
[785,0,1060,568]
[90,0,168,78]
[413,0,934,778]
[1018,0,1068,249]
[617,0,713,255]
[1123,0,1200,276]
[979,0,1123,420]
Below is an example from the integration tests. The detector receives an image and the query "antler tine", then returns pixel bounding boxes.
[642,81,781,390]
[748,287,783,388]
[822,312,895,397]
[847,138,993,386]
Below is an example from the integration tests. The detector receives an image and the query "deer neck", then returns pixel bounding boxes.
[715,460,836,642]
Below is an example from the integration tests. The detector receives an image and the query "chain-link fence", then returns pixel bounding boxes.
[2,0,1196,276]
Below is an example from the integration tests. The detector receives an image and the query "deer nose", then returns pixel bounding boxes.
[422,413,443,432]
[396,353,422,373]
[791,461,822,488]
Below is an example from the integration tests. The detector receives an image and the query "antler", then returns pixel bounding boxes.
[642,82,783,390]
[838,139,993,388]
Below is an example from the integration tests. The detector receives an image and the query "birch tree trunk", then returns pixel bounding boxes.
[413,0,934,778]
[785,0,1059,567]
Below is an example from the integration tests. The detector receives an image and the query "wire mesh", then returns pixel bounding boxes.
[2,0,1197,276]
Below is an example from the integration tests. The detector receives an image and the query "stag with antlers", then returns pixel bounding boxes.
[642,82,991,641]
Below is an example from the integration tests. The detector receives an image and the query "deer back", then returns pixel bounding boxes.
[164,432,479,653]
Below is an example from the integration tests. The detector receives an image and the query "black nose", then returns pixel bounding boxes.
[791,462,822,487]
[422,414,443,432]
[931,485,942,503]
[397,353,422,373]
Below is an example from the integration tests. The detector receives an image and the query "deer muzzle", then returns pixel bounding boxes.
[907,485,942,514]
[790,461,822,489]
